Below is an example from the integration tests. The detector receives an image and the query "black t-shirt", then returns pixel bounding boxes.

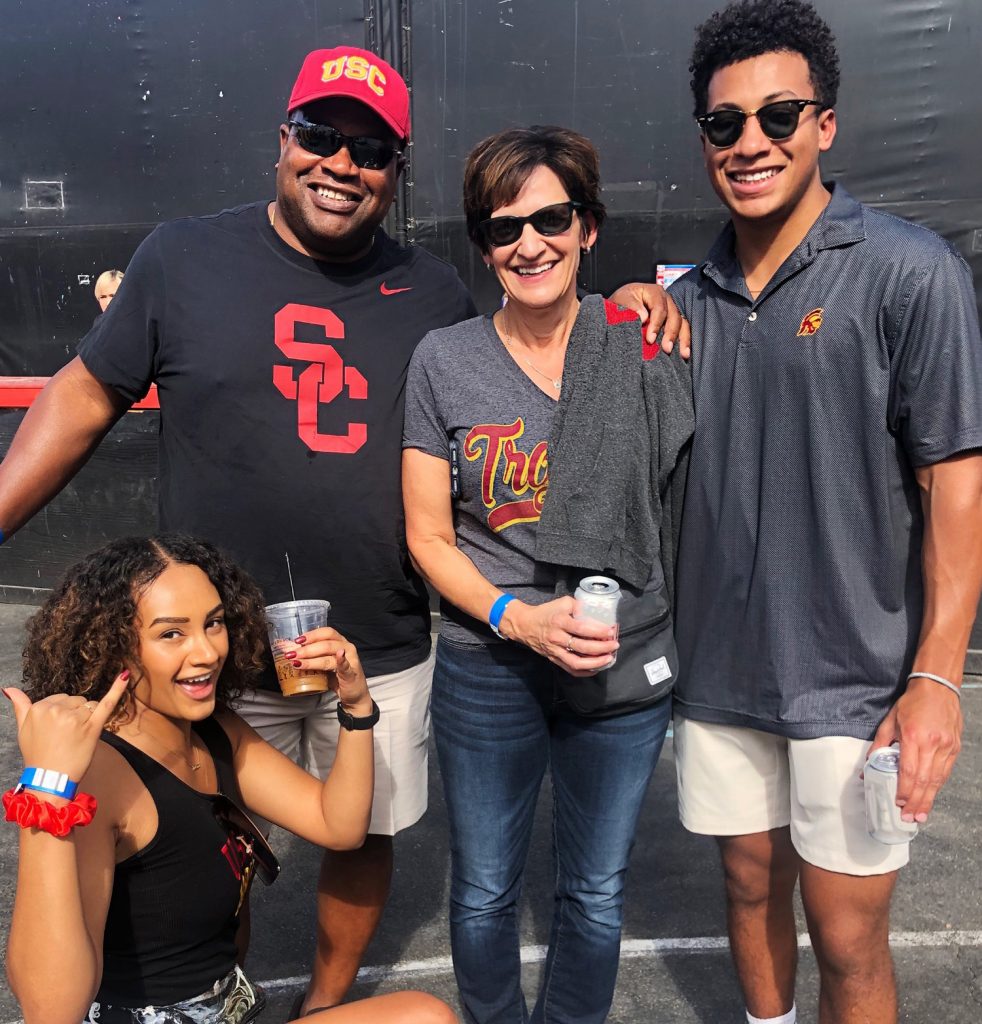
[79,202,475,681]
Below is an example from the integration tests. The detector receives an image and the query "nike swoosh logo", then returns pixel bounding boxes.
[380,282,413,296]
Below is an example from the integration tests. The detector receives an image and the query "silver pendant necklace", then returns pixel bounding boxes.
[498,318,564,391]
[523,358,562,391]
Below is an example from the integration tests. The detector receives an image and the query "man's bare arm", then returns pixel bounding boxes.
[870,451,982,821]
[0,357,130,537]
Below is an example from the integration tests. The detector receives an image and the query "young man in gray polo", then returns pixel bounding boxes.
[668,2,982,1022]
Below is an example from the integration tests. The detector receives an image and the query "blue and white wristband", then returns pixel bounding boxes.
[488,594,516,639]
[17,766,79,800]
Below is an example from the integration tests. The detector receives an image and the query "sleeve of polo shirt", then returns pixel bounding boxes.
[888,248,982,466]
[77,227,167,404]
[402,332,451,461]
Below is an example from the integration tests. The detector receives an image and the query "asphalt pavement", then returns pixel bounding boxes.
[0,603,978,1023]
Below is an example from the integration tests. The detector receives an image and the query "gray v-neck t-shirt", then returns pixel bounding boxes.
[404,313,560,644]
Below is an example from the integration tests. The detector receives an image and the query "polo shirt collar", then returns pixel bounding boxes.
[700,182,867,297]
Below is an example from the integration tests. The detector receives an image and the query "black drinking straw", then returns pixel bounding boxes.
[285,552,303,637]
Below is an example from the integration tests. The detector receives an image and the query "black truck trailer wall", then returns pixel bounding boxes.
[0,0,980,664]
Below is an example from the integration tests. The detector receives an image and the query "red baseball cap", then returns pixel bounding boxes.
[287,47,411,141]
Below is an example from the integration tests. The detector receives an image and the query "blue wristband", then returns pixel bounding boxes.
[488,594,516,638]
[17,767,79,800]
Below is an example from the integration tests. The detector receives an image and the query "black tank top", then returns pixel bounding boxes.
[96,718,244,1006]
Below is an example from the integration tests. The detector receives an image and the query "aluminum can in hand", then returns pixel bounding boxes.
[864,746,919,845]
[573,576,621,667]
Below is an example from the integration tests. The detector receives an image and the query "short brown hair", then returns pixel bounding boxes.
[463,125,606,253]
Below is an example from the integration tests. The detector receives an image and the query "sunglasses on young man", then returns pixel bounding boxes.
[478,200,583,248]
[288,116,402,170]
[696,99,824,149]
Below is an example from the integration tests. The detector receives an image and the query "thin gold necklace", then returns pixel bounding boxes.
[135,727,203,772]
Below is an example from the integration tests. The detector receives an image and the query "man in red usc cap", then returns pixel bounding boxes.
[0,43,688,1014]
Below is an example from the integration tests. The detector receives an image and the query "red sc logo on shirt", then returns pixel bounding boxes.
[272,303,368,454]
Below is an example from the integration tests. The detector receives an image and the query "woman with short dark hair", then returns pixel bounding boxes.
[403,125,692,1022]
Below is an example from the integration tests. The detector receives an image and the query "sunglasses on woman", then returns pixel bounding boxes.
[478,201,583,248]
[288,116,402,170]
[696,99,824,149]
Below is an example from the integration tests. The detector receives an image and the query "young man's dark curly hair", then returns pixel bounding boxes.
[689,0,840,117]
[23,533,268,728]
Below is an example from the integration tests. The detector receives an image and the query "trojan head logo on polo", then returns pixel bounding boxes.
[796,308,824,336]
[320,55,387,97]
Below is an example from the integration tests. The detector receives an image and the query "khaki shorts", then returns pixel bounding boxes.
[236,649,434,836]
[674,717,909,876]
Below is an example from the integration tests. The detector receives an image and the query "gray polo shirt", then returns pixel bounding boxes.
[670,183,982,740]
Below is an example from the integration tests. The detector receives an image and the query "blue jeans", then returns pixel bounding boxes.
[432,636,671,1024]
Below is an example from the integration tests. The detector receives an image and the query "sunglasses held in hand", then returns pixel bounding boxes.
[289,116,402,170]
[478,201,583,248]
[696,99,824,149]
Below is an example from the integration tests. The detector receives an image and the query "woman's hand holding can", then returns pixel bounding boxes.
[499,596,619,676]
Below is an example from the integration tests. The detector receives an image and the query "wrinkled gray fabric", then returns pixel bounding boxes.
[536,294,694,600]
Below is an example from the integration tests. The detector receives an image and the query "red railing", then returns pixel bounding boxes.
[0,378,159,409]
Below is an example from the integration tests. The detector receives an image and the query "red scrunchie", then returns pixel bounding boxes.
[3,788,97,837]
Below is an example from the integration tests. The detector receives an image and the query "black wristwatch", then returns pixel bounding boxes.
[336,699,380,731]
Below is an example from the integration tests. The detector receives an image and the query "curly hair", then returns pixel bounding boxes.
[690,0,840,117]
[463,125,607,254]
[23,534,268,729]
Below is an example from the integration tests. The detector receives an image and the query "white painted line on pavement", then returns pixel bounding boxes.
[247,929,982,992]
[2,930,979,1020]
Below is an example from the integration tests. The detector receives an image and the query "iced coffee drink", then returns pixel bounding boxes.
[265,599,332,696]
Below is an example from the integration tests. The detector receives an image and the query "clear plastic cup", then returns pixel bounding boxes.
[264,599,331,697]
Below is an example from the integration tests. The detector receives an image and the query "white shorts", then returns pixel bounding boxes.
[674,717,909,876]
[235,649,434,836]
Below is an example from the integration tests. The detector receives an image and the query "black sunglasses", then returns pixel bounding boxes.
[288,117,402,170]
[212,792,280,887]
[696,99,824,149]
[478,201,583,248]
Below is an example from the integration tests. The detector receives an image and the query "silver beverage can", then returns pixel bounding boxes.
[573,576,622,666]
[864,746,918,845]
